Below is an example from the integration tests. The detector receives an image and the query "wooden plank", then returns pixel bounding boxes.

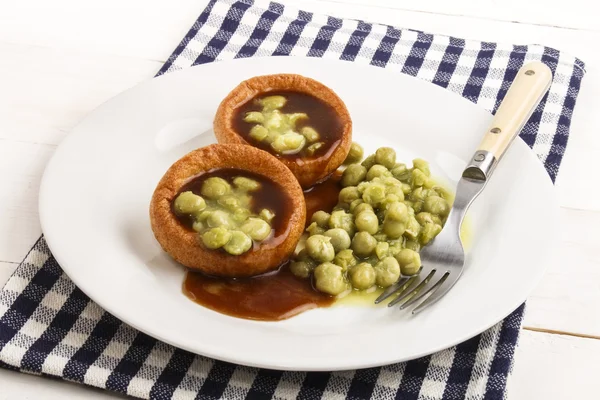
[319,0,599,31]
[0,0,201,61]
[0,262,18,286]
[523,207,600,336]
[0,368,120,400]
[0,141,54,263]
[0,42,162,146]
[507,329,600,399]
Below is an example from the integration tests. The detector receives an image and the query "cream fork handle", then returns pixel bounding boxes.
[477,61,553,162]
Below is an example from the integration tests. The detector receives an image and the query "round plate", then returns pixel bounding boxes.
[39,57,557,371]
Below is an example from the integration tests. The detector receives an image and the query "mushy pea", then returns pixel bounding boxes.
[290,146,452,295]
[173,175,275,256]
[243,95,324,155]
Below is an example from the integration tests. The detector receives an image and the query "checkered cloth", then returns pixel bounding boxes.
[0,0,586,399]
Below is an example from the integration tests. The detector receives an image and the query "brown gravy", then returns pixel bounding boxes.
[184,264,333,321]
[182,173,343,321]
[233,90,344,160]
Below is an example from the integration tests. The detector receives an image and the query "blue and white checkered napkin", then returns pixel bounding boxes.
[0,0,586,399]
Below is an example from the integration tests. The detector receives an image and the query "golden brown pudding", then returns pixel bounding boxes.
[150,144,306,277]
[213,74,352,188]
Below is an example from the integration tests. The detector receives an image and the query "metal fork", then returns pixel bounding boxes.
[375,61,553,314]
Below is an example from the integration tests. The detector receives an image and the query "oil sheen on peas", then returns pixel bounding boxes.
[172,168,291,241]
[233,90,344,159]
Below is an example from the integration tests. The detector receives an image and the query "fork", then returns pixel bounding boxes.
[375,61,553,314]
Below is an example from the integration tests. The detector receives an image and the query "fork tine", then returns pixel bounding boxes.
[374,276,414,304]
[398,272,449,310]
[411,273,460,314]
[388,270,436,307]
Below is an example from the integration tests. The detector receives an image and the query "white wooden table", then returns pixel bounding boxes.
[1,0,599,398]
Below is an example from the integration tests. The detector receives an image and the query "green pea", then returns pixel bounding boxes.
[385,201,409,222]
[375,147,396,169]
[301,126,320,142]
[206,210,232,228]
[217,195,240,211]
[338,186,360,205]
[391,163,409,180]
[361,154,376,170]
[314,262,347,296]
[306,221,326,236]
[404,216,421,240]
[395,248,422,276]
[351,231,377,257]
[259,208,275,223]
[416,212,442,226]
[411,169,430,188]
[388,243,403,257]
[306,142,324,155]
[333,249,357,271]
[424,195,450,217]
[243,111,265,124]
[201,177,231,199]
[432,186,452,201]
[288,113,308,125]
[192,220,204,233]
[289,259,316,279]
[328,210,355,236]
[201,227,231,249]
[375,242,390,260]
[366,165,390,181]
[420,223,442,245]
[413,201,423,213]
[374,256,401,287]
[223,231,253,255]
[373,233,388,242]
[413,158,431,177]
[383,220,406,239]
[409,187,428,202]
[354,211,379,234]
[341,164,367,187]
[385,184,405,201]
[263,111,284,131]
[306,234,335,263]
[295,248,310,261]
[271,132,306,154]
[401,183,412,195]
[380,194,402,210]
[233,176,260,192]
[404,240,421,252]
[311,211,331,228]
[362,183,386,206]
[240,217,272,241]
[349,199,364,213]
[352,202,374,216]
[174,191,206,214]
[349,262,376,290]
[259,95,287,111]
[324,228,351,252]
[344,142,364,165]
[231,208,251,224]
[249,125,269,141]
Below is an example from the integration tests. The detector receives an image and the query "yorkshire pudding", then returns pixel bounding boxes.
[150,144,306,277]
[213,74,352,188]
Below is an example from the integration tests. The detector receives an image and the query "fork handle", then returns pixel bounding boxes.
[463,62,553,181]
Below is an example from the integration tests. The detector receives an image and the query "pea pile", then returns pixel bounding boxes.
[290,145,451,296]
[173,175,275,256]
[244,95,323,155]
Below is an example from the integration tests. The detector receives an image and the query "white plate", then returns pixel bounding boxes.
[39,57,557,371]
